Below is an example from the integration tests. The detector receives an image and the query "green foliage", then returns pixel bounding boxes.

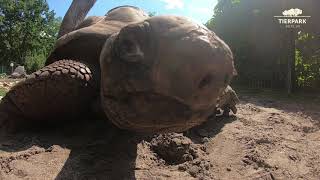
[205,17,215,30]
[25,53,46,73]
[207,0,320,90]
[295,32,320,88]
[148,12,156,17]
[0,0,61,72]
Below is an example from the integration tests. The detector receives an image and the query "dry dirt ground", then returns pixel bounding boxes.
[0,79,21,99]
[0,85,319,180]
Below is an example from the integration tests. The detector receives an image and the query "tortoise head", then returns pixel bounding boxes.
[100,16,235,133]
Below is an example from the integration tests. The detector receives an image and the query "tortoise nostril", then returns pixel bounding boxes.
[224,74,230,85]
[122,40,135,53]
[198,74,213,89]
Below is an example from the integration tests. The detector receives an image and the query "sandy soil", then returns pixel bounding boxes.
[0,79,21,92]
[0,89,319,180]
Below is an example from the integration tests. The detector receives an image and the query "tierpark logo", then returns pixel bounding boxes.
[274,8,311,29]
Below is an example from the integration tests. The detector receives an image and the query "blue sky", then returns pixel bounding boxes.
[47,0,218,24]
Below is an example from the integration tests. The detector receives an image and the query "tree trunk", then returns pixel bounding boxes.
[58,0,97,38]
[291,31,297,91]
[286,30,297,94]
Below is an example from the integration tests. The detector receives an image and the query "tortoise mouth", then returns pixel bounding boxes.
[101,92,212,133]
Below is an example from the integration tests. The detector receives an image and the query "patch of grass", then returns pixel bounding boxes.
[0,88,7,97]
[0,74,7,79]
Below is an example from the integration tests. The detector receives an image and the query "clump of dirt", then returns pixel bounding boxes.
[178,158,214,178]
[0,146,46,174]
[151,133,199,165]
[150,133,214,178]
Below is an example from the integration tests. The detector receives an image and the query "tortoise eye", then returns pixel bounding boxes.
[198,74,213,89]
[118,38,144,62]
[116,24,147,63]
[121,39,136,54]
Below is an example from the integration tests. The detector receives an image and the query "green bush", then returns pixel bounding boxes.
[296,33,320,89]
[25,53,46,73]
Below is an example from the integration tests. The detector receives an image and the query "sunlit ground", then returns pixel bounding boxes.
[0,86,319,179]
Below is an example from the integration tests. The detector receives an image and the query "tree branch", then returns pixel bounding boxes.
[57,0,96,38]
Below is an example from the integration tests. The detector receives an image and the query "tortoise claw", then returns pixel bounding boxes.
[222,108,230,117]
[230,105,238,114]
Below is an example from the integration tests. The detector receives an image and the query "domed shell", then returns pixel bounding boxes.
[46,6,149,66]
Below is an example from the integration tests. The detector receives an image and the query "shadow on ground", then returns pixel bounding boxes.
[2,91,319,179]
[0,118,149,179]
[0,110,239,179]
[185,115,237,144]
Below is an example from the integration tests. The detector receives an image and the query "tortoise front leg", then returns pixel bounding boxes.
[215,85,239,117]
[0,60,98,133]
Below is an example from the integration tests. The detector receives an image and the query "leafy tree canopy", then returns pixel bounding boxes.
[0,0,61,72]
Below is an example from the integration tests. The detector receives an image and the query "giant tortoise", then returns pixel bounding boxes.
[0,5,237,133]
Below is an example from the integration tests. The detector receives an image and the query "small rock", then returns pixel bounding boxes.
[178,164,187,171]
[45,145,61,152]
[188,166,200,177]
[204,164,210,170]
[202,137,210,143]
[226,167,232,171]
[151,133,198,165]
[193,159,201,165]
[183,154,194,161]
[288,154,299,161]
